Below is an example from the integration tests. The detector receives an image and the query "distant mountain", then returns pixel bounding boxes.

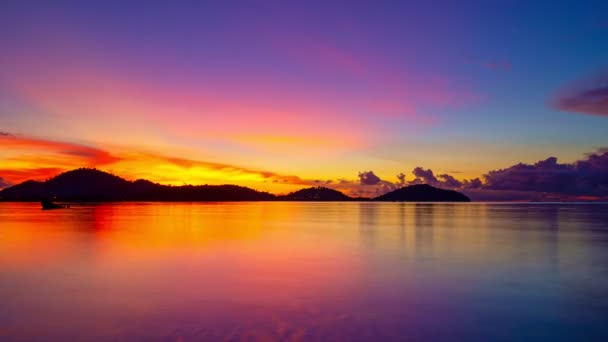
[0,168,274,201]
[373,184,470,202]
[278,187,352,201]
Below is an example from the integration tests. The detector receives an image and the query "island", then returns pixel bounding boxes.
[0,168,471,202]
[374,184,471,202]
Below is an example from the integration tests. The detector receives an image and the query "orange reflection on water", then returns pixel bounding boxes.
[1,202,607,341]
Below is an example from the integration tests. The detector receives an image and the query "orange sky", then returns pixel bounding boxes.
[1,2,607,198]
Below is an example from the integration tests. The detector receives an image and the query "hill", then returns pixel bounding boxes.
[373,184,470,202]
[0,168,274,201]
[278,187,352,201]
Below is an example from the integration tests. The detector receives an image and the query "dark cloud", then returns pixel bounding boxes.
[552,72,608,116]
[407,151,608,197]
[463,178,482,189]
[587,147,608,156]
[409,167,470,189]
[483,152,608,196]
[484,157,573,193]
[410,167,465,189]
[412,167,438,185]
[396,173,406,186]
[438,174,463,188]
[0,131,14,137]
[358,171,381,185]
[333,150,608,200]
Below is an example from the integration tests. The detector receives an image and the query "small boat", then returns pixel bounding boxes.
[41,200,68,210]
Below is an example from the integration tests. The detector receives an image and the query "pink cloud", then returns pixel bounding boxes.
[0,168,65,187]
[278,38,369,78]
[270,34,482,115]
[484,61,511,71]
[552,71,608,116]
[1,26,482,159]
[0,134,121,166]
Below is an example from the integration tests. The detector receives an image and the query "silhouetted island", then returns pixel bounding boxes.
[0,169,274,202]
[374,184,471,202]
[0,168,471,202]
[279,186,352,201]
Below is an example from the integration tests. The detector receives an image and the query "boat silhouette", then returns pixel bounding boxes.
[41,199,69,210]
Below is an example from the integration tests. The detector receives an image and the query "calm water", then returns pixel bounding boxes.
[1,202,608,341]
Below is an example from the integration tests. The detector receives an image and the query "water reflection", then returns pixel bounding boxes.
[1,202,607,341]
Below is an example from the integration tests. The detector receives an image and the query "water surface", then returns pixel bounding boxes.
[1,202,607,341]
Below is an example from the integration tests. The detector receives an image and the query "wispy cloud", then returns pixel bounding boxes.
[139,153,312,186]
[552,71,608,116]
[484,61,511,71]
[1,134,122,166]
[277,37,369,78]
[0,134,314,190]
[0,168,65,186]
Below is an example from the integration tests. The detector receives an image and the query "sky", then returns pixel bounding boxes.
[1,1,608,200]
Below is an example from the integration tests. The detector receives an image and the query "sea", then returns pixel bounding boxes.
[1,202,607,341]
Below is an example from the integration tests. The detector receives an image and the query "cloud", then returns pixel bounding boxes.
[138,149,608,199]
[322,173,397,198]
[376,180,398,195]
[438,174,463,188]
[0,134,122,166]
[0,134,315,189]
[462,178,482,189]
[337,149,608,200]
[403,150,608,198]
[552,72,608,116]
[482,152,608,196]
[277,36,368,78]
[0,168,64,186]
[587,147,608,156]
[156,154,311,186]
[334,168,464,197]
[396,173,406,186]
[3,130,608,201]
[358,171,381,185]
[484,61,511,71]
[410,167,464,189]
[412,167,439,185]
[0,134,123,185]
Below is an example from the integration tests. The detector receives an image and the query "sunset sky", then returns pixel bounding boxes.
[1,1,607,199]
